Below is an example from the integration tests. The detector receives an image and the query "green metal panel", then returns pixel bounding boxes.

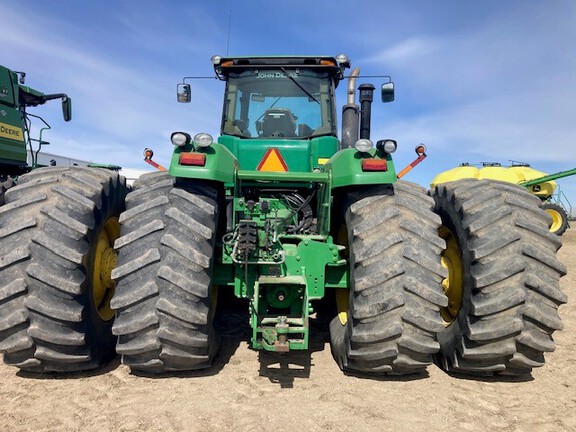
[0,66,27,166]
[237,170,329,183]
[323,147,397,188]
[218,135,338,172]
[0,66,17,107]
[0,108,27,165]
[169,142,239,184]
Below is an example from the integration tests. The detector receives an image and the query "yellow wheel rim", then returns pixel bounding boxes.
[439,226,464,325]
[336,225,350,325]
[545,208,563,233]
[92,217,120,321]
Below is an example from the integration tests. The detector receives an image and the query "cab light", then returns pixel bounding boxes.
[362,159,388,172]
[179,152,206,166]
[354,138,373,153]
[335,54,349,65]
[376,139,397,154]
[194,133,213,148]
[171,132,191,147]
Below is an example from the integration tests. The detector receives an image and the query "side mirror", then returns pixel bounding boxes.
[62,97,72,122]
[177,83,191,103]
[381,82,395,103]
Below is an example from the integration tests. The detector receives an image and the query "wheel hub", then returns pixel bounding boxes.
[92,218,120,321]
[439,226,464,325]
[545,208,562,232]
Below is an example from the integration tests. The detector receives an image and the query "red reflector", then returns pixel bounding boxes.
[361,159,388,172]
[179,152,206,166]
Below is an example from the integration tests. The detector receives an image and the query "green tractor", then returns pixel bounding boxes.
[0,65,128,371]
[0,56,566,377]
[109,55,565,376]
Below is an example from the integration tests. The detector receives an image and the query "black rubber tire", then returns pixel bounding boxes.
[0,167,128,372]
[432,179,567,375]
[541,202,569,236]
[330,180,448,375]
[0,178,14,206]
[111,172,221,373]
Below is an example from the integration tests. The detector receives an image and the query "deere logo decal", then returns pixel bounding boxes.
[0,121,24,141]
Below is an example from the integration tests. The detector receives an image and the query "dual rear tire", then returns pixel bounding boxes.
[330,179,566,377]
[432,180,567,375]
[0,167,127,372]
[330,181,448,374]
[111,172,221,373]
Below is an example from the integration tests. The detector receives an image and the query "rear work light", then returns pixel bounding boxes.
[179,152,206,166]
[361,159,388,172]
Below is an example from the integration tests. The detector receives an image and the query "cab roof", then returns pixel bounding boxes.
[212,55,350,82]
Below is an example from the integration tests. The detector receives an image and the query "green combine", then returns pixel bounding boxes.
[0,65,127,371]
[0,64,73,198]
[0,56,566,377]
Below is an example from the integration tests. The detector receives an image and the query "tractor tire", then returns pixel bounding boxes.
[330,180,448,375]
[111,171,221,373]
[0,178,14,206]
[432,179,567,375]
[0,167,127,372]
[542,202,568,236]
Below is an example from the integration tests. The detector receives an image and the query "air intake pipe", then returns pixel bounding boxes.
[340,68,360,149]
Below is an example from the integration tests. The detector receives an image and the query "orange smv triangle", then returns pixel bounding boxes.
[256,148,288,172]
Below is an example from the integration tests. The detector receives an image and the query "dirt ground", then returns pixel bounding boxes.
[1,231,575,432]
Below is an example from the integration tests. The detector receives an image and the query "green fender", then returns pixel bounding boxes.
[323,148,397,189]
[169,142,239,184]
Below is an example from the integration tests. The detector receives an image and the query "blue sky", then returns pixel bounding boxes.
[3,0,575,211]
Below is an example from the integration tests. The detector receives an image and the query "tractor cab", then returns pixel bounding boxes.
[214,57,345,141]
[177,56,350,172]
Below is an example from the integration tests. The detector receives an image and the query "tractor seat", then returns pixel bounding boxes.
[261,108,297,138]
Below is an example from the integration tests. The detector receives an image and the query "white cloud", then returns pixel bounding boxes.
[366,38,439,65]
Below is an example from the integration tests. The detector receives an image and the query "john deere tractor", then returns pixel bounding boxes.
[0,65,127,371]
[0,56,566,377]
[107,55,565,376]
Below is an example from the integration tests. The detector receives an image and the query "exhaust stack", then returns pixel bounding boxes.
[358,83,375,140]
[341,68,360,148]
